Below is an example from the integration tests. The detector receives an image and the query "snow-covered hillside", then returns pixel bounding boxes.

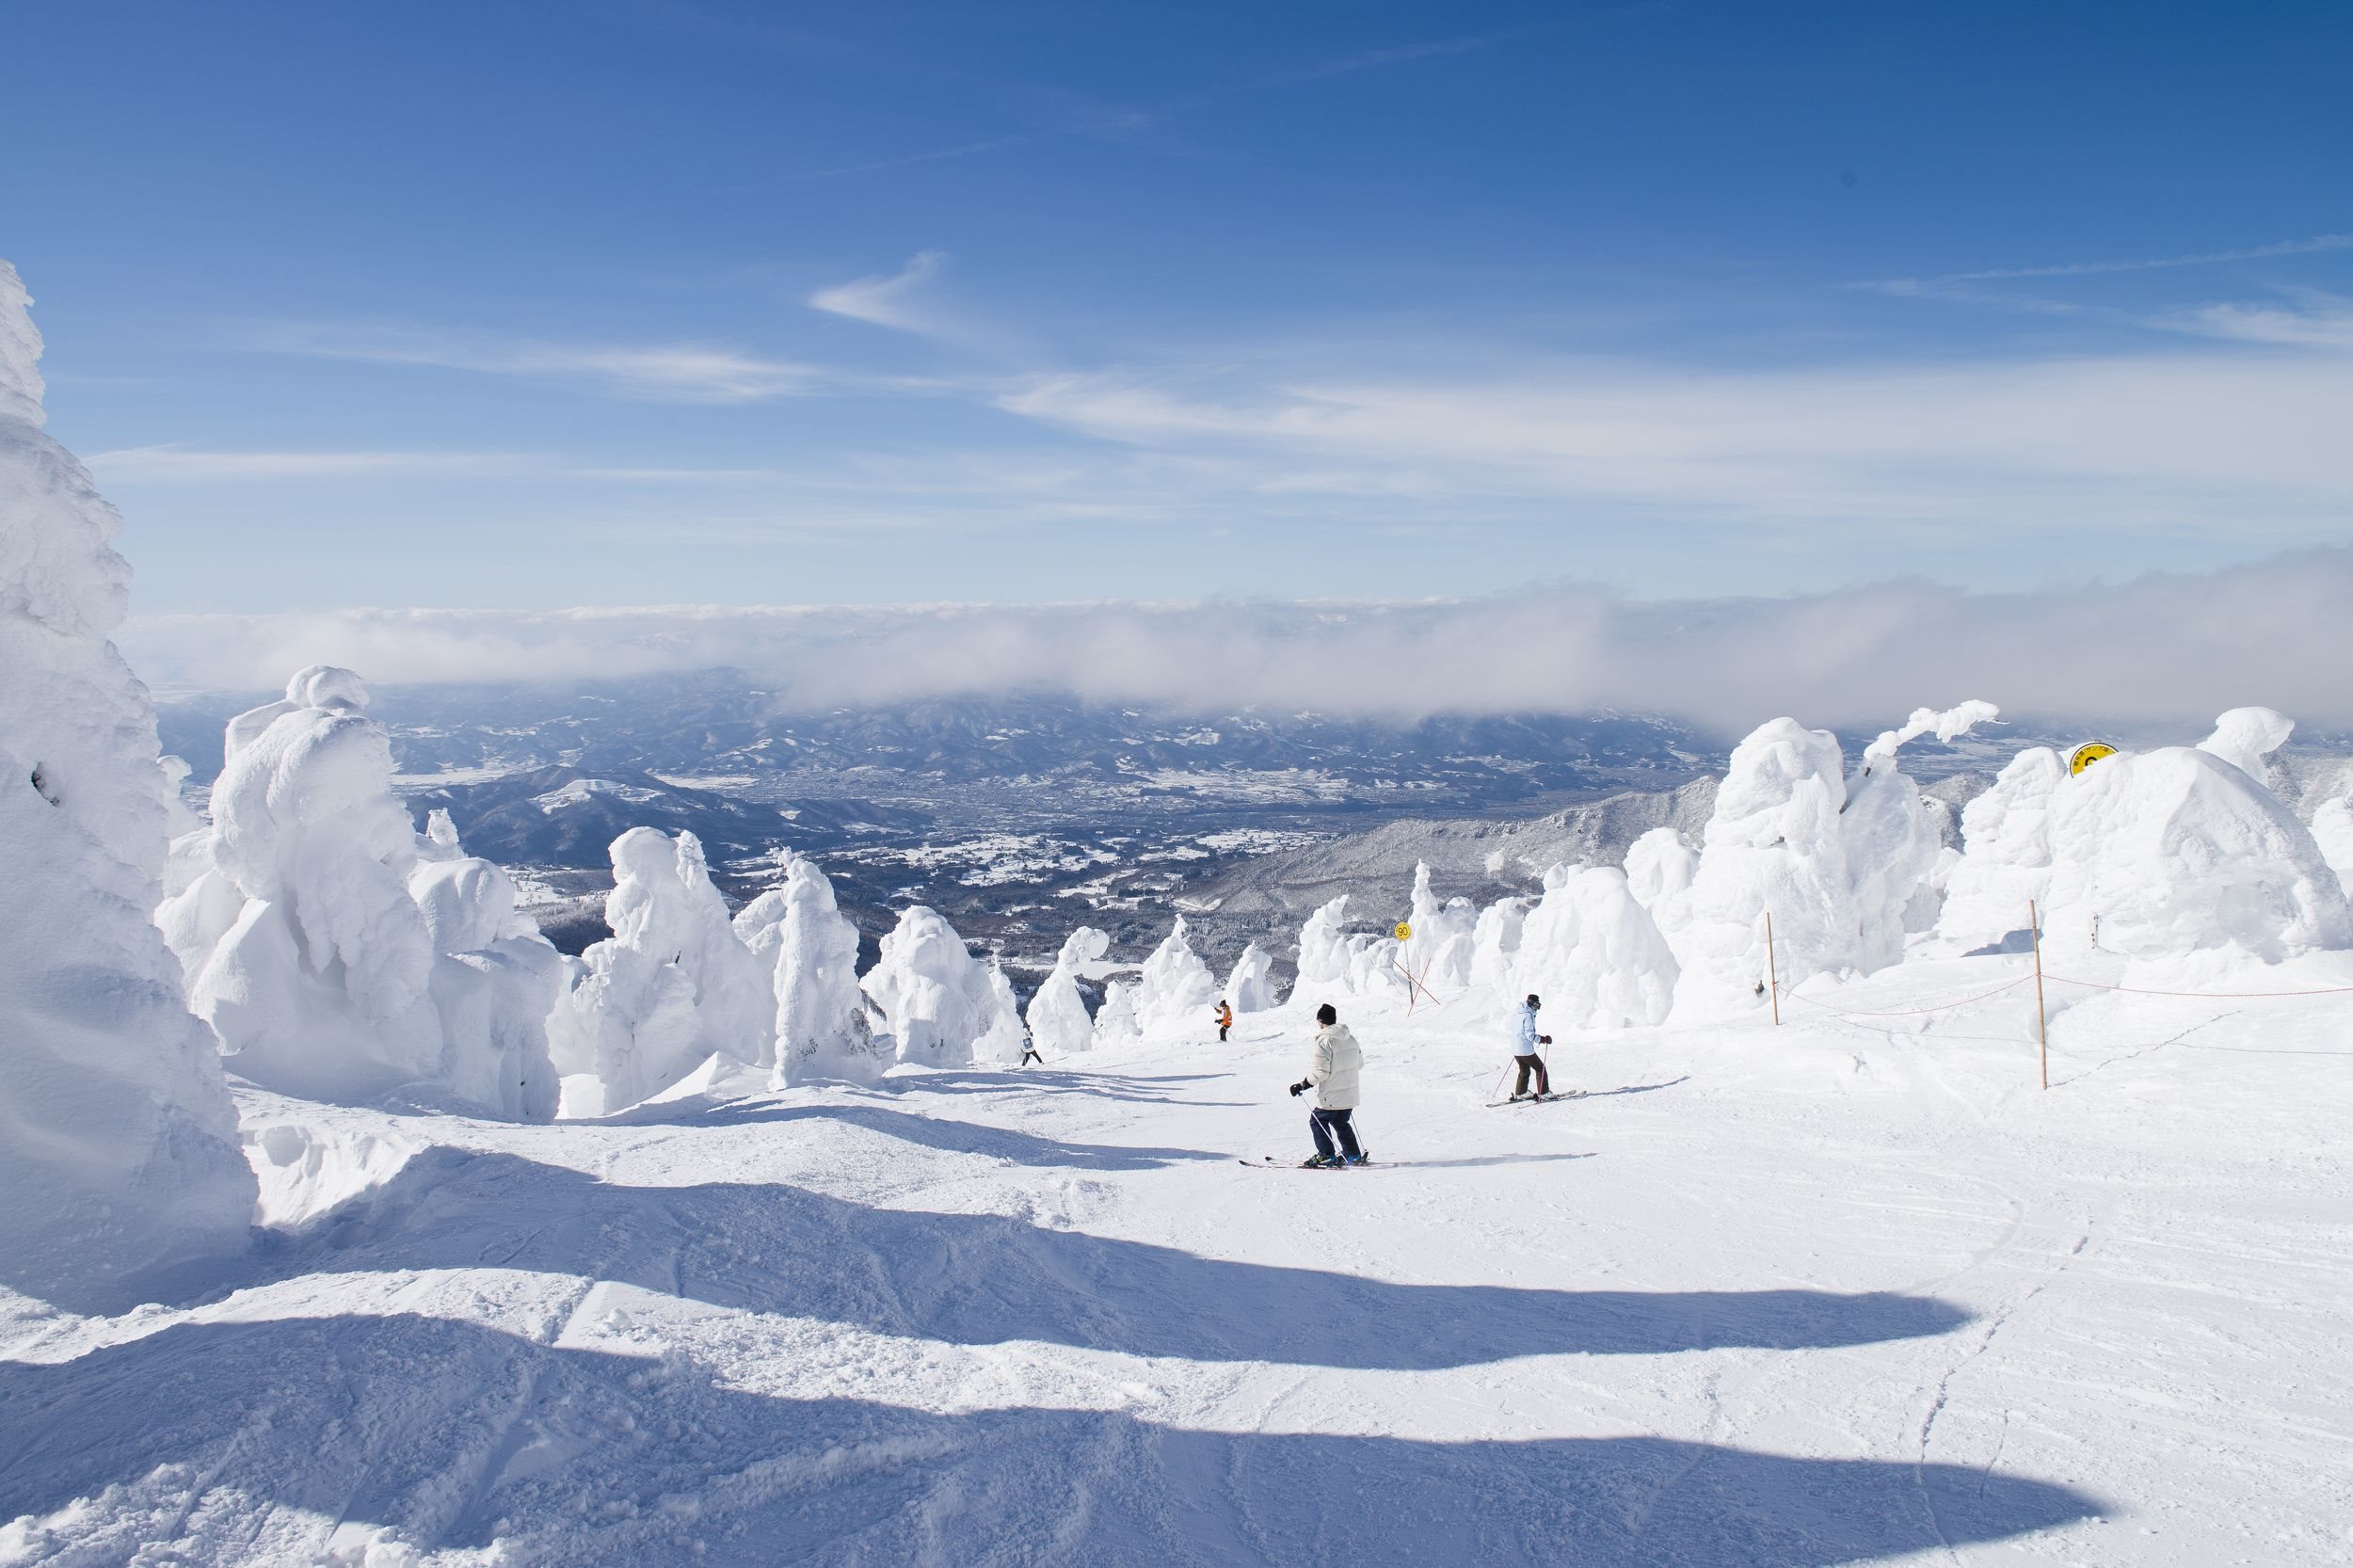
[4,958,2347,1565]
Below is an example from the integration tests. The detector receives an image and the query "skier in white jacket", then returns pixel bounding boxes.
[1507,994,1553,1101]
[1288,1003,1367,1167]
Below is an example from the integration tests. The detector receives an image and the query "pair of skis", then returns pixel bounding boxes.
[1484,1089,1586,1109]
[1237,1156,1381,1170]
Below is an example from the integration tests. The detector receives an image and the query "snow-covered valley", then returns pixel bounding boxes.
[6,959,2348,1566]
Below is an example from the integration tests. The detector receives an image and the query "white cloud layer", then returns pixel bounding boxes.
[120,550,2353,733]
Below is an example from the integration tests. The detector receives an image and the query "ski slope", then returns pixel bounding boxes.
[4,954,2348,1567]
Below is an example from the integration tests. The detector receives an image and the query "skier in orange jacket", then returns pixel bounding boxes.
[1215,1000,1234,1043]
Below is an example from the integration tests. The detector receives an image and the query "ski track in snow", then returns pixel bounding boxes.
[7,959,2353,1566]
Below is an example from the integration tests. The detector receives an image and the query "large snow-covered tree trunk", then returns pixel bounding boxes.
[0,260,256,1304]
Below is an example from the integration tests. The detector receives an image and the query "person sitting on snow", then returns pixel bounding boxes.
[1508,993,1553,1101]
[1289,1003,1366,1167]
[1215,998,1234,1043]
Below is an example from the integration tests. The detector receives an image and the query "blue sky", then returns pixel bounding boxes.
[5,0,2349,615]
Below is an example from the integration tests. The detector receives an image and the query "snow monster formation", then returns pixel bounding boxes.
[1028,925,1111,1056]
[1932,711,2350,968]
[162,666,563,1118]
[1131,915,1218,1030]
[733,852,888,1086]
[861,904,1022,1065]
[547,827,773,1111]
[1222,942,1279,1013]
[0,259,256,1304]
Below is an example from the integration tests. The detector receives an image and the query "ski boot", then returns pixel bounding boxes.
[1299,1154,1339,1169]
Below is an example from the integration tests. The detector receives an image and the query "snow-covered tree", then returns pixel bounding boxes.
[1028,925,1110,1056]
[1132,915,1217,1030]
[1512,865,1679,1030]
[1091,978,1143,1048]
[546,827,772,1111]
[1223,941,1278,1013]
[158,666,560,1119]
[734,852,886,1086]
[1654,717,1859,1016]
[861,905,1018,1065]
[0,258,256,1301]
[1401,861,1477,990]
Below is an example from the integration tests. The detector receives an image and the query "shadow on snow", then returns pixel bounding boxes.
[0,1313,2102,1567]
[266,1148,1973,1371]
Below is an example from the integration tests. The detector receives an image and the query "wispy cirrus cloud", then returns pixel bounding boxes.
[83,445,791,484]
[250,323,824,403]
[1864,232,2353,293]
[989,333,2353,536]
[809,249,950,334]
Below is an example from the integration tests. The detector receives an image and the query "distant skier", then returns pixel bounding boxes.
[1215,999,1234,1043]
[1508,993,1553,1101]
[1019,1032,1044,1067]
[1288,1003,1366,1167]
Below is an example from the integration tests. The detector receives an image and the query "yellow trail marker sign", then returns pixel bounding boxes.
[1393,921,1414,941]
[2069,742,2117,776]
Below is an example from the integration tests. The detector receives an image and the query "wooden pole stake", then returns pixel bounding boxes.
[1766,911,1781,1026]
[2030,899,2049,1090]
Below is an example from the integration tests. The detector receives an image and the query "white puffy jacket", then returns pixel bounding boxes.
[1305,1023,1362,1110]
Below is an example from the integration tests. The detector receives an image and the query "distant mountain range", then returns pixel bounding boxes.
[155,673,2352,982]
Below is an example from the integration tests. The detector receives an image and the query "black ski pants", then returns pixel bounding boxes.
[1513,1053,1550,1096]
[1309,1107,1362,1160]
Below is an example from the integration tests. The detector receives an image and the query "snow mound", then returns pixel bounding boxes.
[861,905,1016,1065]
[547,828,770,1111]
[1029,926,1110,1056]
[164,668,560,1118]
[0,259,255,1304]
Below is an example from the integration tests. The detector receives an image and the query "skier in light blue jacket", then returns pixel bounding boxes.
[1508,994,1553,1101]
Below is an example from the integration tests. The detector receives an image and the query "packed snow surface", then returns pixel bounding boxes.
[5,954,2349,1565]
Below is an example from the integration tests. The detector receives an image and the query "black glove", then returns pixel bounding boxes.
[1539,1034,1553,1046]
[1289,1080,1308,1097]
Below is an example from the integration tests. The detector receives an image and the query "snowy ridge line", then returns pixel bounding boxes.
[2042,973,2353,1000]
[1785,974,2038,1018]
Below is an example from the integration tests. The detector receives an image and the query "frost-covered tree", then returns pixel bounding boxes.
[1653,718,1859,1016]
[1401,861,1478,990]
[1222,942,1278,1013]
[1467,896,1530,987]
[735,853,886,1086]
[2040,743,2350,966]
[1132,915,1217,1030]
[1931,747,2067,954]
[1512,865,1679,1030]
[1028,925,1110,1056]
[862,905,1018,1065]
[0,260,256,1304]
[1841,701,1997,972]
[1091,978,1143,1048]
[546,827,772,1110]
[161,667,563,1118]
